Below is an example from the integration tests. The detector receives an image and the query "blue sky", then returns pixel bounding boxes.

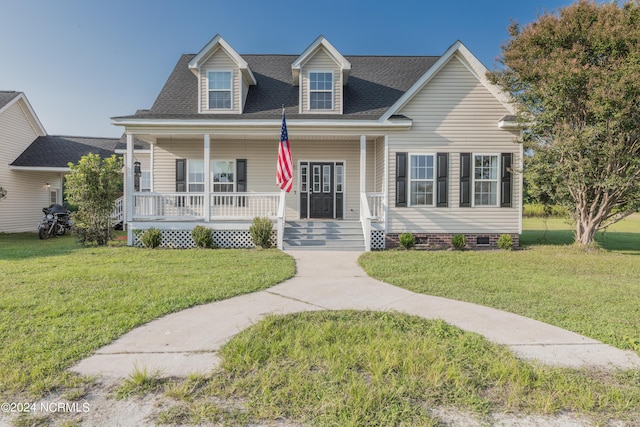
[0,0,575,138]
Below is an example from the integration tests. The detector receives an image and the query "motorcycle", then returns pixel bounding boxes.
[38,204,72,239]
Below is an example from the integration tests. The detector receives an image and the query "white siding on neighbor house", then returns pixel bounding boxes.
[300,48,342,114]
[387,54,522,234]
[0,99,56,232]
[199,48,241,113]
[151,137,376,221]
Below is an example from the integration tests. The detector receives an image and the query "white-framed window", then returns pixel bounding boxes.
[212,160,235,192]
[50,189,59,205]
[473,154,498,206]
[140,171,151,192]
[207,71,232,109]
[300,163,308,193]
[188,159,205,192]
[335,164,344,193]
[309,71,333,110]
[409,154,435,206]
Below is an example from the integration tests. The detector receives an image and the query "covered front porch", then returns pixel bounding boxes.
[121,131,389,250]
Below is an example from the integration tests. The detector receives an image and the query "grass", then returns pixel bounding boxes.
[157,311,640,426]
[360,214,640,354]
[0,233,295,399]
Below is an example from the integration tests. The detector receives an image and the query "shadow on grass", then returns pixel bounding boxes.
[521,229,640,253]
[0,233,83,260]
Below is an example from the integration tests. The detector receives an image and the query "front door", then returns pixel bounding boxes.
[310,162,334,218]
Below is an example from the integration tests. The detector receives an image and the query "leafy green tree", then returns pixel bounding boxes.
[0,186,6,201]
[65,153,123,245]
[489,0,640,246]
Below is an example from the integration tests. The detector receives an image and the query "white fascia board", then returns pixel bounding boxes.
[8,166,69,172]
[381,41,515,121]
[112,117,411,130]
[188,35,257,85]
[0,93,47,136]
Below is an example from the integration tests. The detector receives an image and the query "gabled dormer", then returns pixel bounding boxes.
[292,36,351,115]
[188,35,257,114]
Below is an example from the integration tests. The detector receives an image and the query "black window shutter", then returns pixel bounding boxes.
[395,152,407,207]
[501,153,513,208]
[436,153,448,207]
[175,159,186,192]
[236,159,247,192]
[460,153,471,207]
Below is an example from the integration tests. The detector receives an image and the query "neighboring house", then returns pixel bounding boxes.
[112,35,522,250]
[0,91,119,233]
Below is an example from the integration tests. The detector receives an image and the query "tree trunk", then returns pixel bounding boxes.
[575,218,598,246]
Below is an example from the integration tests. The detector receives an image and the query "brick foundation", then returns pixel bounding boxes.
[385,233,520,250]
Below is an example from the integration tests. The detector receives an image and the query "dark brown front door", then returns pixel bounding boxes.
[309,162,334,218]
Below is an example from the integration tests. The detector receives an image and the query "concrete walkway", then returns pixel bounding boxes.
[72,251,640,379]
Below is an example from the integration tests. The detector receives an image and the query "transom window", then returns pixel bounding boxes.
[409,154,435,206]
[212,160,235,192]
[309,72,333,110]
[474,155,498,206]
[208,71,232,109]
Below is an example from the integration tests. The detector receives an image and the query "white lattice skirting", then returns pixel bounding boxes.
[370,230,386,250]
[133,229,276,249]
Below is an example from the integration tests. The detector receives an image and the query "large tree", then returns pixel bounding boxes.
[489,0,640,246]
[65,153,123,246]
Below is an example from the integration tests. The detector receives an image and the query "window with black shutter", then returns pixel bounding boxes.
[436,152,448,207]
[459,153,471,207]
[395,152,407,207]
[501,153,513,208]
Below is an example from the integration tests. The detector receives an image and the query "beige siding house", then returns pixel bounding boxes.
[0,91,119,233]
[113,35,522,250]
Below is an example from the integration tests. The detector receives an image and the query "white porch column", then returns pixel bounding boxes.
[360,135,366,194]
[383,134,389,231]
[204,134,211,222]
[125,133,134,245]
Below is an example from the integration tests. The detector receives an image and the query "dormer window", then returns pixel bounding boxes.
[208,71,232,109]
[309,72,333,110]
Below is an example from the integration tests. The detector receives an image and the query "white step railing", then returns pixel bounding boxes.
[111,196,124,224]
[366,192,385,222]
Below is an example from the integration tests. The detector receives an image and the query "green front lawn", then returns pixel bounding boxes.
[157,311,640,426]
[0,233,295,398]
[359,214,640,354]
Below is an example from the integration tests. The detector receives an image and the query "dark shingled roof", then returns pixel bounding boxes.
[114,54,440,121]
[10,135,119,168]
[114,134,151,151]
[0,91,21,110]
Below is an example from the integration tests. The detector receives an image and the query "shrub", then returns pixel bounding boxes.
[398,232,415,250]
[191,225,214,249]
[141,228,161,249]
[498,234,513,250]
[250,217,273,249]
[451,234,466,250]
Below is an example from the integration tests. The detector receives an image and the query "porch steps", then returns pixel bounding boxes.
[283,220,364,251]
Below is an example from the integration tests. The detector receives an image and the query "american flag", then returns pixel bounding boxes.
[276,110,293,192]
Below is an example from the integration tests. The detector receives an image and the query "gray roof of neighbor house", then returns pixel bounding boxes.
[113,54,440,121]
[114,134,151,151]
[0,91,21,110]
[10,135,120,168]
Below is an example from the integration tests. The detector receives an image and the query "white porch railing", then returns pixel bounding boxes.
[367,192,385,222]
[132,192,281,220]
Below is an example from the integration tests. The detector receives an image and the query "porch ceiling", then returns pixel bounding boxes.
[130,133,384,144]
